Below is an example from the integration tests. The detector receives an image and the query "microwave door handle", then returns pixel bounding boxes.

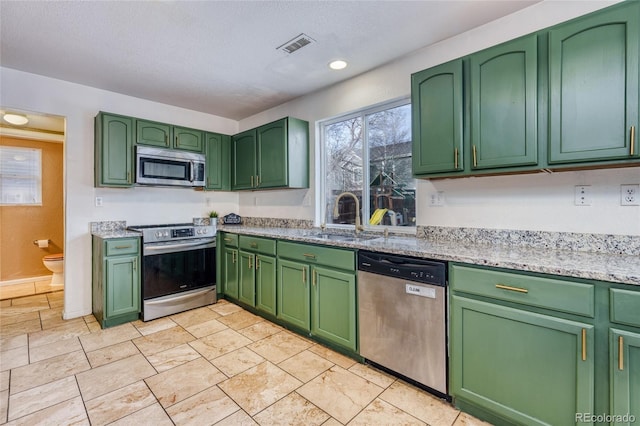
[190,161,195,182]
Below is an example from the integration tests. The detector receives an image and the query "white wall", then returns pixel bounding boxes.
[0,68,239,319]
[238,0,640,236]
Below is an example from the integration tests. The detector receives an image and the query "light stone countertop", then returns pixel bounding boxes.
[219,226,640,286]
[91,230,142,239]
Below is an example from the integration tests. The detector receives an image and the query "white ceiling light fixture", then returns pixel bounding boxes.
[329,60,348,70]
[3,113,29,126]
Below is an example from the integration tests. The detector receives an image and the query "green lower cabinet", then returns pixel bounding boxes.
[450,295,594,425]
[223,247,239,299]
[256,255,276,316]
[238,251,256,306]
[277,259,310,331]
[105,256,140,318]
[610,329,640,426]
[92,236,141,328]
[311,266,357,351]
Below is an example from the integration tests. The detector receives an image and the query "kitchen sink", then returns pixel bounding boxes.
[302,232,379,242]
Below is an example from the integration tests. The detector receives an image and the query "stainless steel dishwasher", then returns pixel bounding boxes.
[358,250,447,396]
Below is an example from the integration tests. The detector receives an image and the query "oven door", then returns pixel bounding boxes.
[142,240,216,300]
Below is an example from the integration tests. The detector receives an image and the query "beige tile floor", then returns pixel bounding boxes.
[0,292,491,425]
[0,278,58,301]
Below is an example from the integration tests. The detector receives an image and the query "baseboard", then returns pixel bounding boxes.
[0,275,52,286]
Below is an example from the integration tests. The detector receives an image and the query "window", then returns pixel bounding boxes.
[320,99,415,230]
[0,146,42,205]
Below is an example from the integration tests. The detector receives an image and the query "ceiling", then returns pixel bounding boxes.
[0,1,539,122]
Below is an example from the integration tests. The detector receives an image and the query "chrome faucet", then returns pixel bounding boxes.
[333,192,364,234]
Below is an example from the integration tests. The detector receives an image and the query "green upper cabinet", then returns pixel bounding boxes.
[257,119,289,188]
[136,119,171,148]
[231,117,309,191]
[136,119,204,152]
[174,126,204,152]
[411,59,464,175]
[469,35,538,169]
[548,2,639,164]
[95,112,134,187]
[231,129,257,190]
[205,132,231,191]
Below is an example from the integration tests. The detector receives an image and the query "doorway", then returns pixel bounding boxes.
[0,108,65,305]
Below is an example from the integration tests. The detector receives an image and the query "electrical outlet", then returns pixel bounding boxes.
[574,185,591,206]
[429,191,444,206]
[95,196,103,207]
[620,184,639,206]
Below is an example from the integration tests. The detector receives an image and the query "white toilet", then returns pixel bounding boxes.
[43,253,64,287]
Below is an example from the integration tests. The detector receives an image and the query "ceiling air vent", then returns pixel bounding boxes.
[277,33,315,54]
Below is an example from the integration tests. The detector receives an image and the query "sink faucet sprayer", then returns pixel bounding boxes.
[333,192,364,234]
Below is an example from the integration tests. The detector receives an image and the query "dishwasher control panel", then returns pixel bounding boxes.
[358,251,446,286]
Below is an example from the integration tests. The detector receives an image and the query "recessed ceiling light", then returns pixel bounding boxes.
[3,113,29,126]
[329,60,348,70]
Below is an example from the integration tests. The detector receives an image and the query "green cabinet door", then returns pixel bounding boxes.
[256,255,277,316]
[205,132,230,190]
[277,259,310,331]
[105,255,140,318]
[136,119,171,148]
[257,119,288,188]
[223,247,239,299]
[231,129,257,190]
[95,113,134,187]
[174,126,203,152]
[548,3,639,163]
[311,266,357,351]
[610,329,640,425]
[411,59,464,175]
[450,295,594,425]
[470,36,538,169]
[238,251,256,306]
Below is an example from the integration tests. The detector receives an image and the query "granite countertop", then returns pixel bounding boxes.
[92,229,142,239]
[219,226,640,286]
[90,221,142,239]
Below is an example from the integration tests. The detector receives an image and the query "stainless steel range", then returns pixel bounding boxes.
[127,223,217,321]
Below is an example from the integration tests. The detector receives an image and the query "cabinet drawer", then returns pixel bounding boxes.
[105,238,139,256]
[450,264,594,317]
[221,233,238,247]
[239,235,276,256]
[610,288,640,328]
[277,241,355,271]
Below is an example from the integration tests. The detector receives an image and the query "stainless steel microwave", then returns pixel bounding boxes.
[135,146,206,187]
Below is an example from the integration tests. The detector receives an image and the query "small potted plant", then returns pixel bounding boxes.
[209,211,218,227]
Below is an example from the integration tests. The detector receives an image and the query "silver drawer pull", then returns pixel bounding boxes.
[495,284,528,294]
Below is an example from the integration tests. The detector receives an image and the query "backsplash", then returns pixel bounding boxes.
[236,217,314,229]
[418,226,640,256]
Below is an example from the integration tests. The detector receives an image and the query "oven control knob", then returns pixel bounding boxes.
[155,231,163,238]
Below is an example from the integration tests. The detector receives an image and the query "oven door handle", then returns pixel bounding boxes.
[144,239,216,255]
[144,287,214,305]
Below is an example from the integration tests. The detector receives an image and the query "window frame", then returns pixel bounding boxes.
[0,145,43,206]
[317,96,414,233]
